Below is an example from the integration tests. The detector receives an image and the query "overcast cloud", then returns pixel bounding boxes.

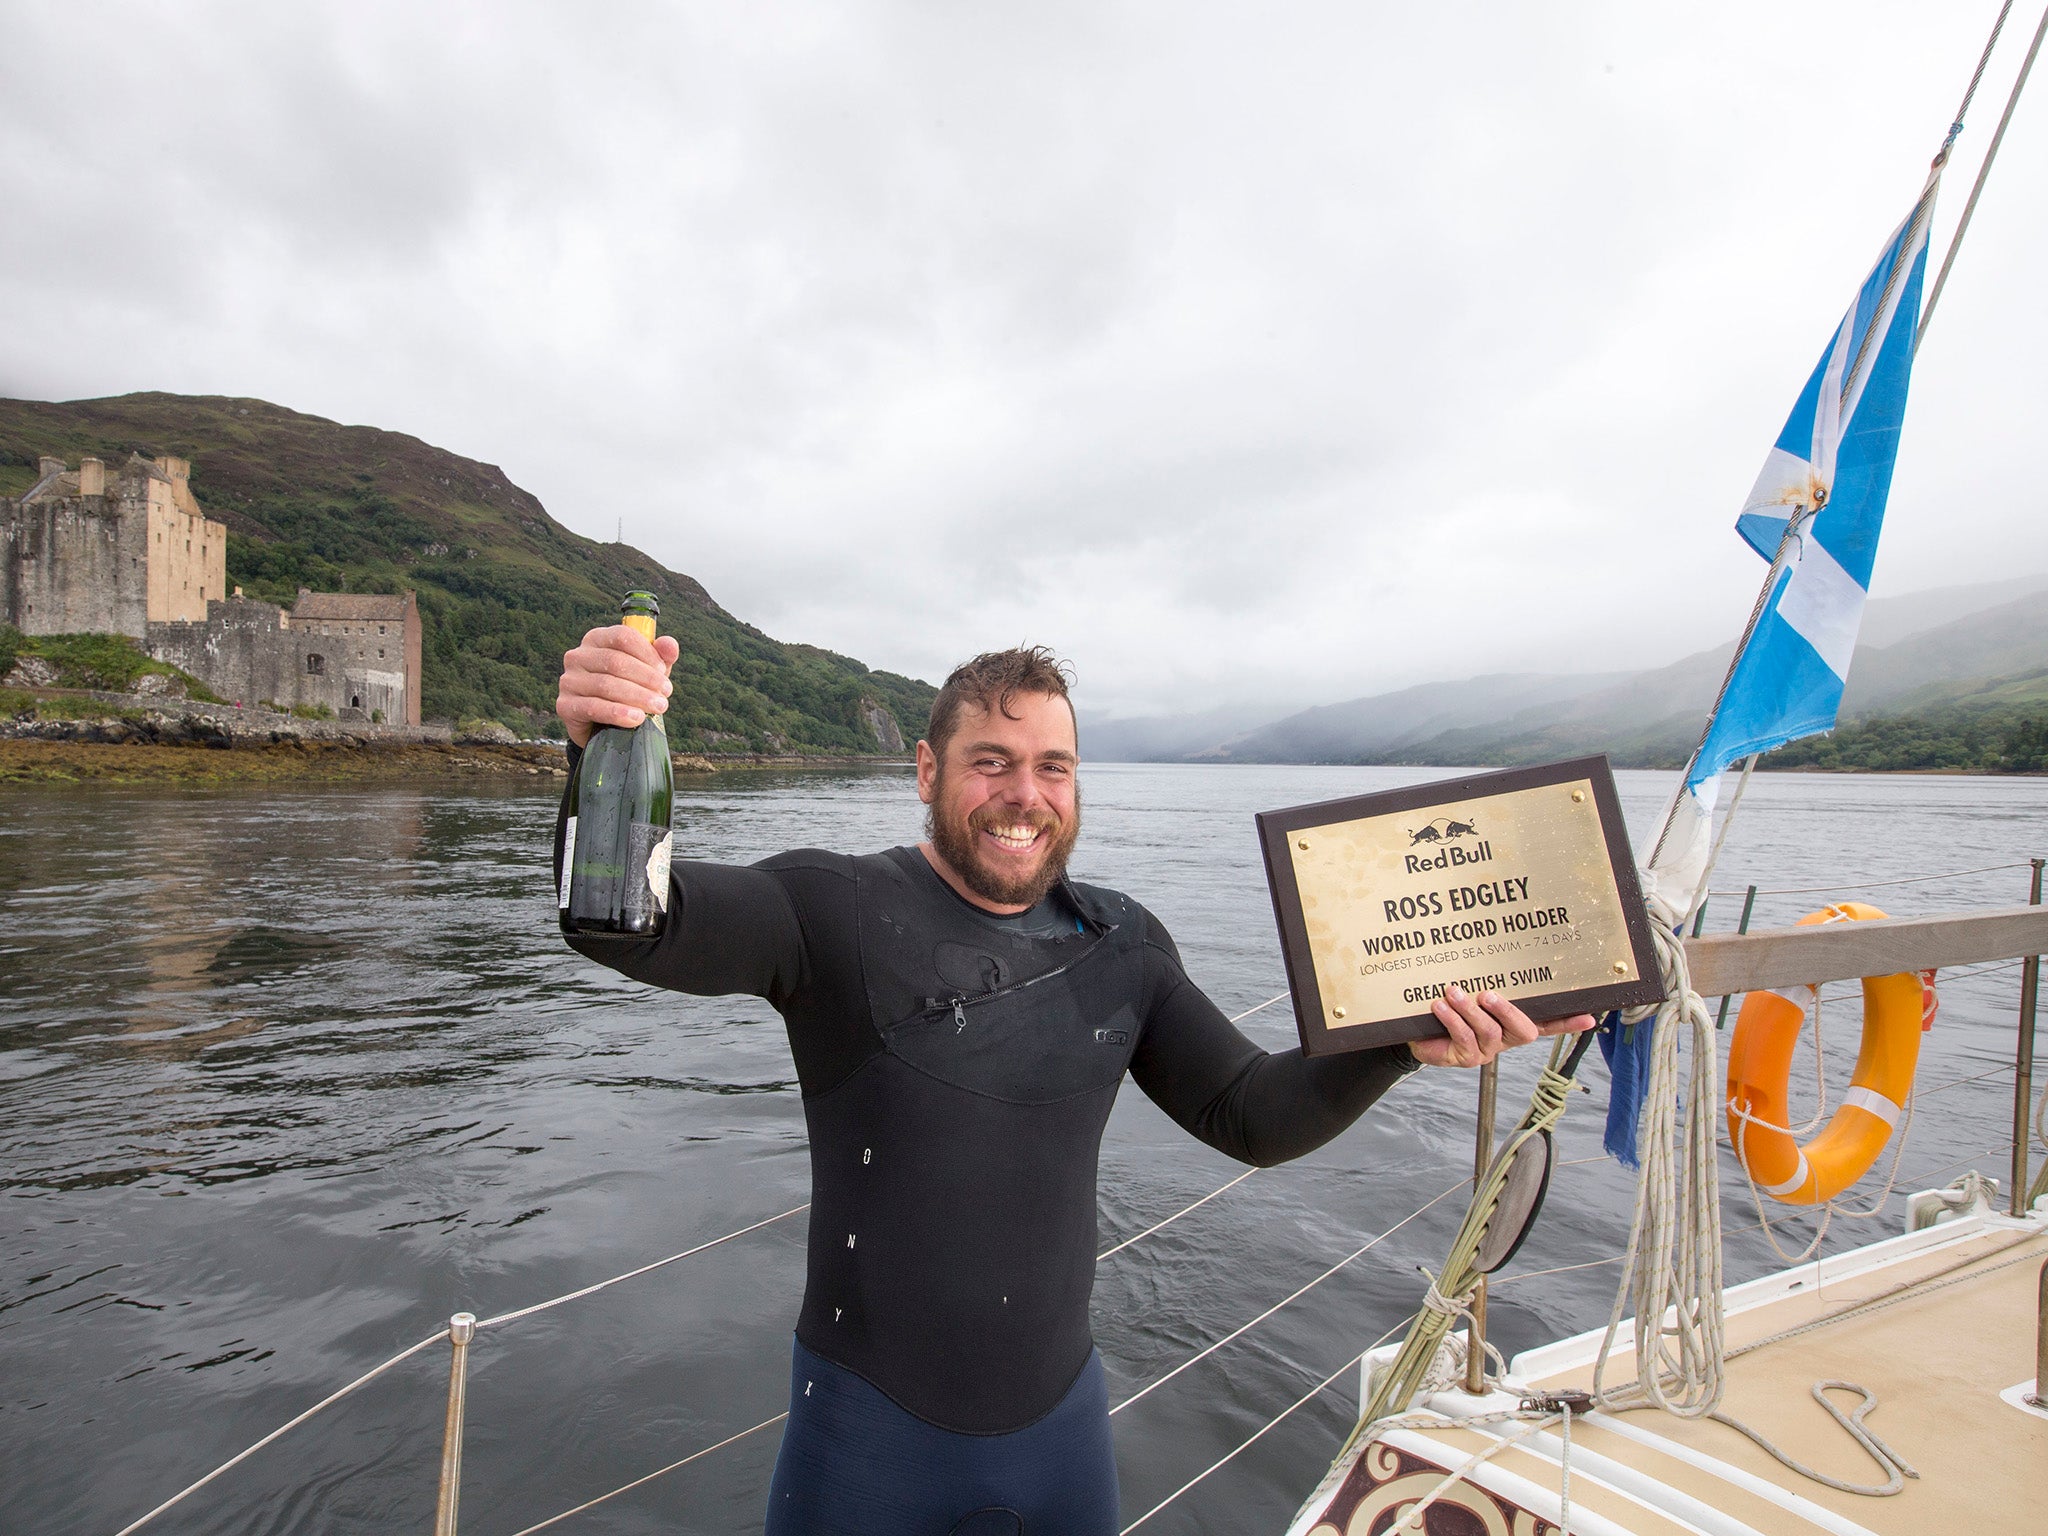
[2,1,2041,715]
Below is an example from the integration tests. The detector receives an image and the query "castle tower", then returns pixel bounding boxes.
[0,453,226,635]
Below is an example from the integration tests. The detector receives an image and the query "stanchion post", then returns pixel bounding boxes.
[2032,1259,2047,1410]
[2013,859,2043,1218]
[1464,1061,1498,1394]
[434,1313,477,1536]
[1714,884,1758,1031]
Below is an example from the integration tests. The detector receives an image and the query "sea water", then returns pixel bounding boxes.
[1,765,2042,1534]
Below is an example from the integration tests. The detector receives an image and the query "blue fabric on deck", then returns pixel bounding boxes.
[765,1335,1120,1536]
[1597,1009,1651,1170]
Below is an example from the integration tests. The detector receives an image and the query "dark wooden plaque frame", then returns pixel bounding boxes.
[1256,756,1664,1057]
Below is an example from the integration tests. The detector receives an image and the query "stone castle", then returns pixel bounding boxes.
[2,454,422,725]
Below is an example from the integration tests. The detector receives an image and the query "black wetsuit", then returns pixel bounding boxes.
[555,775,1416,1530]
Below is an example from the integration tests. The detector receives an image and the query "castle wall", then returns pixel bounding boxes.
[0,497,150,636]
[147,596,416,723]
[404,597,421,726]
[143,475,225,624]
[147,598,303,708]
[291,594,421,724]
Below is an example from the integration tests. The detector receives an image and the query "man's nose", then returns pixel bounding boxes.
[993,768,1043,810]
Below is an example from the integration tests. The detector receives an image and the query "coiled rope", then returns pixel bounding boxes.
[1589,901,1725,1418]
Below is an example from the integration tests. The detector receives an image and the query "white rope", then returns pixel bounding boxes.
[1229,991,1289,1025]
[478,1203,809,1329]
[1709,1384,1917,1497]
[1918,1064,2014,1101]
[1590,900,1725,1418]
[1723,1238,2039,1363]
[102,981,1315,1536]
[2034,1054,2048,1152]
[1920,1,2045,348]
[503,1412,789,1536]
[110,1329,447,1536]
[1685,754,1757,927]
[1093,993,1280,1259]
[1558,1401,1574,1536]
[106,1205,812,1536]
[1708,860,2033,898]
[1382,1415,1563,1535]
[1732,1108,1831,1266]
[1110,1175,1468,1417]
[1097,1170,1256,1261]
[1118,1351,1364,1533]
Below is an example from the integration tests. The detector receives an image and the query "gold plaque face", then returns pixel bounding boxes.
[1257,757,1662,1055]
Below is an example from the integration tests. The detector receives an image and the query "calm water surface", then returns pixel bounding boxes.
[1,764,2043,1534]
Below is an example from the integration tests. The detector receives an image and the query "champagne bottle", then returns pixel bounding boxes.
[559,591,674,940]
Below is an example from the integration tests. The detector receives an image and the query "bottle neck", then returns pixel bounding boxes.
[621,613,657,642]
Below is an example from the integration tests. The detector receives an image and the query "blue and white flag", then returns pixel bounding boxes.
[1648,179,1937,912]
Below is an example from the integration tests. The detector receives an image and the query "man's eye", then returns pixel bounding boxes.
[975,758,1005,771]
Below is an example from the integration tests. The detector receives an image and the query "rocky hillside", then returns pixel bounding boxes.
[0,393,934,751]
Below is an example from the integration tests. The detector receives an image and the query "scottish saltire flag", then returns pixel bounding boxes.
[1648,179,1938,913]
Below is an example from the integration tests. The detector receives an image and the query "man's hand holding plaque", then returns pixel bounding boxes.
[1409,983,1597,1069]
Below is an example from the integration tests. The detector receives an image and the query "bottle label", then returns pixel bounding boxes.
[646,830,672,915]
[621,820,671,926]
[559,817,577,910]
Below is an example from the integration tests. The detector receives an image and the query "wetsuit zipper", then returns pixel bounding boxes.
[922,921,1119,1033]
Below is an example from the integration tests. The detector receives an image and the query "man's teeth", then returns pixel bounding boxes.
[989,825,1040,849]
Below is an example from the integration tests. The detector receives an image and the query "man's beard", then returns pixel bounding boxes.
[927,777,1081,909]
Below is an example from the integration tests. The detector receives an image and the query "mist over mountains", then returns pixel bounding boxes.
[1082,575,2048,767]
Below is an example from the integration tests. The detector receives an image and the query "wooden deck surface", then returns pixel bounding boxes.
[1517,1221,2048,1534]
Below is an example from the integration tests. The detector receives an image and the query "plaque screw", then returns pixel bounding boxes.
[1571,790,1586,804]
[1297,838,1311,851]
[1611,960,1628,975]
[1332,1007,1347,1019]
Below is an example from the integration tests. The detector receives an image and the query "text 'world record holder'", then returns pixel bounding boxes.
[1257,756,1664,1056]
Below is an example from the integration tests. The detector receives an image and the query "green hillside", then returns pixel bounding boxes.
[1766,700,2048,773]
[0,394,934,750]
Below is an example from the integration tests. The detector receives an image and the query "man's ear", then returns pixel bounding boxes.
[915,739,937,804]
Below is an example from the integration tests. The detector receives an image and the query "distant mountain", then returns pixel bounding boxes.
[0,393,934,749]
[1077,702,1302,764]
[1198,671,1631,764]
[1840,589,2048,712]
[1855,574,2048,649]
[1125,575,2048,766]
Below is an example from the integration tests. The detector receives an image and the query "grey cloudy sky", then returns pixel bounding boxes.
[3,2,2042,716]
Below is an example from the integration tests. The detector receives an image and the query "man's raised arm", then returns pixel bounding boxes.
[1127,904,1593,1167]
[552,624,807,1007]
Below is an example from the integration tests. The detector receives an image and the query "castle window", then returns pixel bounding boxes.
[379,625,386,634]
[307,654,325,675]
[378,649,385,658]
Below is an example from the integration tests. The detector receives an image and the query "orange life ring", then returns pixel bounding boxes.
[1725,901,1933,1206]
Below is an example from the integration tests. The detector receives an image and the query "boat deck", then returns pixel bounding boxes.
[1303,1211,2047,1536]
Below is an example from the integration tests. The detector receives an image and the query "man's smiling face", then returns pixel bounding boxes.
[917,689,1080,913]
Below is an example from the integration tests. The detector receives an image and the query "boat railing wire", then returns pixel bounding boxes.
[110,991,1323,1535]
[111,872,2044,1535]
[1707,859,2036,900]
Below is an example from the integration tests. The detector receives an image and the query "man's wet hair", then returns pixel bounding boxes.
[926,646,1076,756]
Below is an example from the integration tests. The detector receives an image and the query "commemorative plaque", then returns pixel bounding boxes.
[1257,756,1663,1056]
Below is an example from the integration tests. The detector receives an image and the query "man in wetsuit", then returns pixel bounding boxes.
[554,633,1593,1536]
